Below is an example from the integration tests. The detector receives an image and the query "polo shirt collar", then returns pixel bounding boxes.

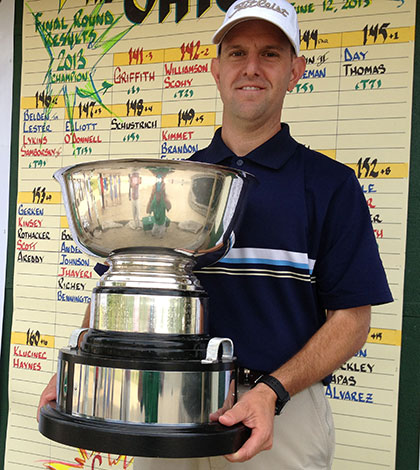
[202,123,298,170]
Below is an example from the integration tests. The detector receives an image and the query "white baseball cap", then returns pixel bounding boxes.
[212,0,300,55]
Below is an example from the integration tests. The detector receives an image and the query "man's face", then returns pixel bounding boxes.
[211,20,305,128]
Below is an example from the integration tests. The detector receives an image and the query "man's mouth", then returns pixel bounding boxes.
[239,86,263,91]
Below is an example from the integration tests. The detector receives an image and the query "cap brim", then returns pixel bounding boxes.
[212,16,299,55]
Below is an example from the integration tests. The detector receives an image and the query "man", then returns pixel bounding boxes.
[186,0,392,468]
[146,179,171,238]
[129,172,142,228]
[39,1,392,468]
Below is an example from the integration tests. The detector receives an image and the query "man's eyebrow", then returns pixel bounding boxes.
[224,43,287,51]
[223,44,243,50]
[262,44,289,51]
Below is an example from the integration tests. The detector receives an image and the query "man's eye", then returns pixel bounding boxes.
[230,50,244,57]
[263,51,279,57]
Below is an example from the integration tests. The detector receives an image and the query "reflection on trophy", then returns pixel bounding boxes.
[39,159,254,457]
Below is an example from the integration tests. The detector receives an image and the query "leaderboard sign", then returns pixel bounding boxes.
[5,1,416,470]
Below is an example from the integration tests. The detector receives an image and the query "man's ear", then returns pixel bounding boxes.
[287,56,306,92]
[211,57,221,89]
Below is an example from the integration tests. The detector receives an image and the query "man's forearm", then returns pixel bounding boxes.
[271,305,371,396]
[216,306,371,463]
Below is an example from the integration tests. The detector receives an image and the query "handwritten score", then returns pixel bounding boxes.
[4,0,416,469]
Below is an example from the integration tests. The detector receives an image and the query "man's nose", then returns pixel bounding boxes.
[242,53,261,76]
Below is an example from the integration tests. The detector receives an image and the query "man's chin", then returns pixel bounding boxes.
[230,101,264,116]
[234,109,269,125]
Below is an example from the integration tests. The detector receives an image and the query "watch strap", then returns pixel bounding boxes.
[252,374,290,415]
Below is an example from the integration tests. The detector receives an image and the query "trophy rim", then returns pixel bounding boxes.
[53,157,255,181]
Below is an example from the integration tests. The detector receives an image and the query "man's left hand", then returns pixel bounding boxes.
[218,383,277,462]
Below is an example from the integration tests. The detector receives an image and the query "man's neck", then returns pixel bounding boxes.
[220,117,282,157]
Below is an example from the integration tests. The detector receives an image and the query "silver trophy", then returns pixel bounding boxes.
[39,158,253,457]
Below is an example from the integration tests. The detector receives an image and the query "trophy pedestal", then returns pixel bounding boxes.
[40,331,251,457]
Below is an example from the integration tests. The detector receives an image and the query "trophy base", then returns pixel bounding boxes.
[39,402,251,458]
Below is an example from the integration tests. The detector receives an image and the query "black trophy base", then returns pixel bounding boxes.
[39,402,251,458]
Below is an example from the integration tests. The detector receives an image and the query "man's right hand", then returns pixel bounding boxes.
[37,373,57,422]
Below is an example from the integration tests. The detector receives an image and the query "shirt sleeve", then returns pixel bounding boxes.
[314,172,393,310]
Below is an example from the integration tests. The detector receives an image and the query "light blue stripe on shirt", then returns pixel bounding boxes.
[219,248,315,274]
[220,257,312,272]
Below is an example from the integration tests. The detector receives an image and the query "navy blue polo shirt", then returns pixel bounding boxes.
[187,124,393,373]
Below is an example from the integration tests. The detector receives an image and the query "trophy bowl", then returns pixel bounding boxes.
[53,158,251,259]
[39,159,254,457]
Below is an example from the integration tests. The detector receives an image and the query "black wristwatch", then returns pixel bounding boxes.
[252,375,290,415]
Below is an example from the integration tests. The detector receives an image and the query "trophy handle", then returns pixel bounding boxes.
[68,328,89,349]
[201,337,234,364]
